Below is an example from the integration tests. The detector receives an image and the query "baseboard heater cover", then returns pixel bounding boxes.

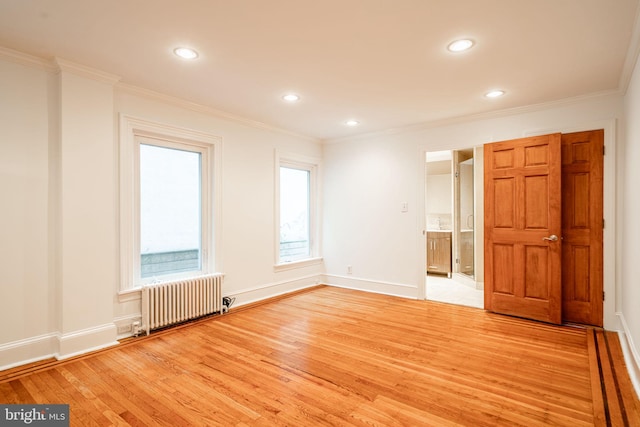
[142,273,224,335]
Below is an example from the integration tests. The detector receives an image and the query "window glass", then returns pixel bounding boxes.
[139,144,202,278]
[279,166,310,262]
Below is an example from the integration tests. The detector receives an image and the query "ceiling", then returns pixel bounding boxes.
[1,0,639,141]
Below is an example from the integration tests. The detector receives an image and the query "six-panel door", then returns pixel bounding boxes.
[484,133,563,324]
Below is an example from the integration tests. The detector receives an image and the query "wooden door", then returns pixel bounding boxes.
[484,133,562,324]
[561,130,604,326]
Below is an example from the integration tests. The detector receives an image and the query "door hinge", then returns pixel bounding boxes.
[603,218,605,229]
[603,291,605,301]
[603,145,605,156]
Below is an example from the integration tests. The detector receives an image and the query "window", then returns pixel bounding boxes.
[119,115,221,292]
[276,153,322,269]
[138,140,205,281]
[279,166,311,262]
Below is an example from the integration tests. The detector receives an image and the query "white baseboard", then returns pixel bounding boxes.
[0,324,119,371]
[228,274,323,309]
[56,323,119,360]
[0,333,58,371]
[323,274,418,299]
[618,313,640,399]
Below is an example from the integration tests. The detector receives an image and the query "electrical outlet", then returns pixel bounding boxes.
[347,265,352,274]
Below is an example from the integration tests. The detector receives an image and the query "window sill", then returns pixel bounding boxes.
[274,257,323,272]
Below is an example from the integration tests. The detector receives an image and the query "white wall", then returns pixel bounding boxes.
[0,59,53,350]
[426,174,452,216]
[55,63,120,357]
[0,51,325,369]
[323,94,623,327]
[322,136,420,297]
[621,52,640,396]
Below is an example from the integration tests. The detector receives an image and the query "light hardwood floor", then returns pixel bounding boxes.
[1,286,638,426]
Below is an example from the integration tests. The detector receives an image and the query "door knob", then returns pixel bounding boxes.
[542,234,559,242]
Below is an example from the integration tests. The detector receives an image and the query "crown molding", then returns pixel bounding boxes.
[53,57,121,85]
[0,46,56,72]
[0,47,122,86]
[116,83,318,143]
[323,89,622,145]
[0,45,317,142]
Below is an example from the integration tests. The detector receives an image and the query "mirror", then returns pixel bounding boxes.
[455,150,474,279]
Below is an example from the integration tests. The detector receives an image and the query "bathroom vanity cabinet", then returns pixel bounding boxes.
[426,231,451,277]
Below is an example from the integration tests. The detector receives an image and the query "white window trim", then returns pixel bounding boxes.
[119,115,223,293]
[274,150,323,271]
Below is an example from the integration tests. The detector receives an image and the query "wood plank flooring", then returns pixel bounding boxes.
[1,286,639,426]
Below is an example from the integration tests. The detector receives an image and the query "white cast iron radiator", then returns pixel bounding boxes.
[142,273,224,335]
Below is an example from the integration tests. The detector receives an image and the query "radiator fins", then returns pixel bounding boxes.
[142,273,224,335]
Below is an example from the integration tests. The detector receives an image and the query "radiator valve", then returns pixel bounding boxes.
[132,321,142,337]
[222,296,235,313]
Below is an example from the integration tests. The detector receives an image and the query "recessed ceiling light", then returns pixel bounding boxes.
[345,120,360,127]
[447,39,474,52]
[174,47,199,60]
[485,90,505,98]
[282,94,300,102]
